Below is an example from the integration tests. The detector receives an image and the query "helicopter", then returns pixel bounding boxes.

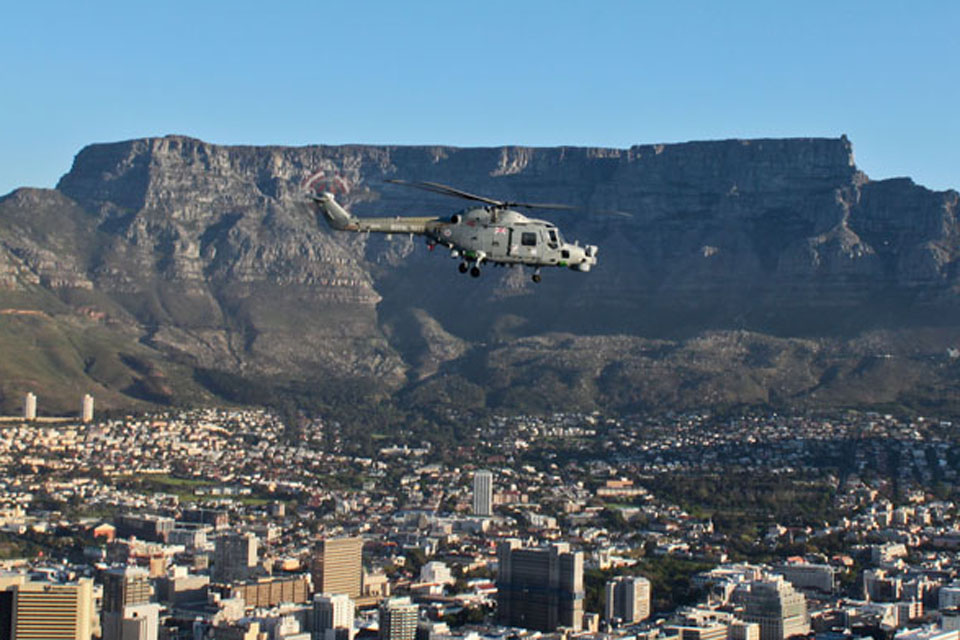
[307,179,599,283]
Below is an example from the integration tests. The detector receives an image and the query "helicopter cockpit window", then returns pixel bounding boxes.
[521,232,538,247]
[547,229,559,248]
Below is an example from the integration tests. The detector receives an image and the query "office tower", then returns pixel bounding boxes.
[473,470,493,517]
[102,567,154,640]
[604,575,651,624]
[23,392,37,420]
[497,540,584,631]
[378,596,418,640]
[82,394,95,423]
[10,578,94,640]
[213,532,259,582]
[736,576,810,640]
[103,566,151,613]
[314,537,363,598]
[314,593,356,640]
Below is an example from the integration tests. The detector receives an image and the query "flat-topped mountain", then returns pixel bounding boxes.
[1,135,958,415]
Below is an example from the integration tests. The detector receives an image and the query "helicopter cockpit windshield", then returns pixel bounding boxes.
[547,227,562,249]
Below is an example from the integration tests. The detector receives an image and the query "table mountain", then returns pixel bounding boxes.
[1,135,958,415]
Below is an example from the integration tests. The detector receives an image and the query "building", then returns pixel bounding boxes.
[7,578,94,640]
[102,567,154,640]
[496,540,584,631]
[212,574,310,608]
[473,470,493,517]
[605,575,651,624]
[735,576,810,640]
[941,583,960,610]
[82,393,95,423]
[314,593,356,640]
[156,569,209,606]
[773,563,836,594]
[894,627,960,640]
[213,532,259,583]
[730,621,761,640]
[115,514,175,543]
[103,566,151,613]
[103,603,160,640]
[379,596,418,640]
[314,537,363,598]
[181,508,229,530]
[665,623,729,640]
[23,392,37,420]
[419,562,454,586]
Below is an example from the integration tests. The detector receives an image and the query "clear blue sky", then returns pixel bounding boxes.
[2,1,958,196]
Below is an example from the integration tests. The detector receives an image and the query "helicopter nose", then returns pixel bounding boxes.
[568,244,598,272]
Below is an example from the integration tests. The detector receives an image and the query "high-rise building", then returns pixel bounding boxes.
[23,392,37,420]
[102,567,154,640]
[604,576,651,624]
[379,596,418,640]
[496,540,584,631]
[8,578,94,640]
[213,532,259,583]
[314,537,363,598]
[314,593,356,640]
[82,394,95,423]
[473,470,493,517]
[103,566,151,613]
[735,576,810,640]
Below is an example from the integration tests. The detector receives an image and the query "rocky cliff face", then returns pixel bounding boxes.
[1,134,958,414]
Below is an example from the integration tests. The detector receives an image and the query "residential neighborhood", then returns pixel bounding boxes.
[3,406,960,640]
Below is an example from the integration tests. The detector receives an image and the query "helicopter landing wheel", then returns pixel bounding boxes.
[532,270,542,283]
[470,265,482,278]
[458,262,468,274]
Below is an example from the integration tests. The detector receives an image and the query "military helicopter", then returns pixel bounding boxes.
[307,179,599,283]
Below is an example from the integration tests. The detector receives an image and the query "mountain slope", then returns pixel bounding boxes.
[0,135,958,414]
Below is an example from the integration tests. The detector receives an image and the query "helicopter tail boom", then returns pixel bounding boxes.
[309,192,440,235]
[310,192,356,230]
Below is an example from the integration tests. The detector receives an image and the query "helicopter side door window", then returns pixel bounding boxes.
[521,232,537,247]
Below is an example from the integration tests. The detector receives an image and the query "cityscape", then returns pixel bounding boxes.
[3,3,958,640]
[3,396,960,640]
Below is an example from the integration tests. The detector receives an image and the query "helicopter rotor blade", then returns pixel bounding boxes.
[387,179,633,217]
[508,202,578,211]
[386,179,504,207]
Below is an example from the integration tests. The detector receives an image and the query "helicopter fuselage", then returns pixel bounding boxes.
[430,207,597,272]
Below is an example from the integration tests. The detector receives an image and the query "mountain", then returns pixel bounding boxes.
[1,135,959,416]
